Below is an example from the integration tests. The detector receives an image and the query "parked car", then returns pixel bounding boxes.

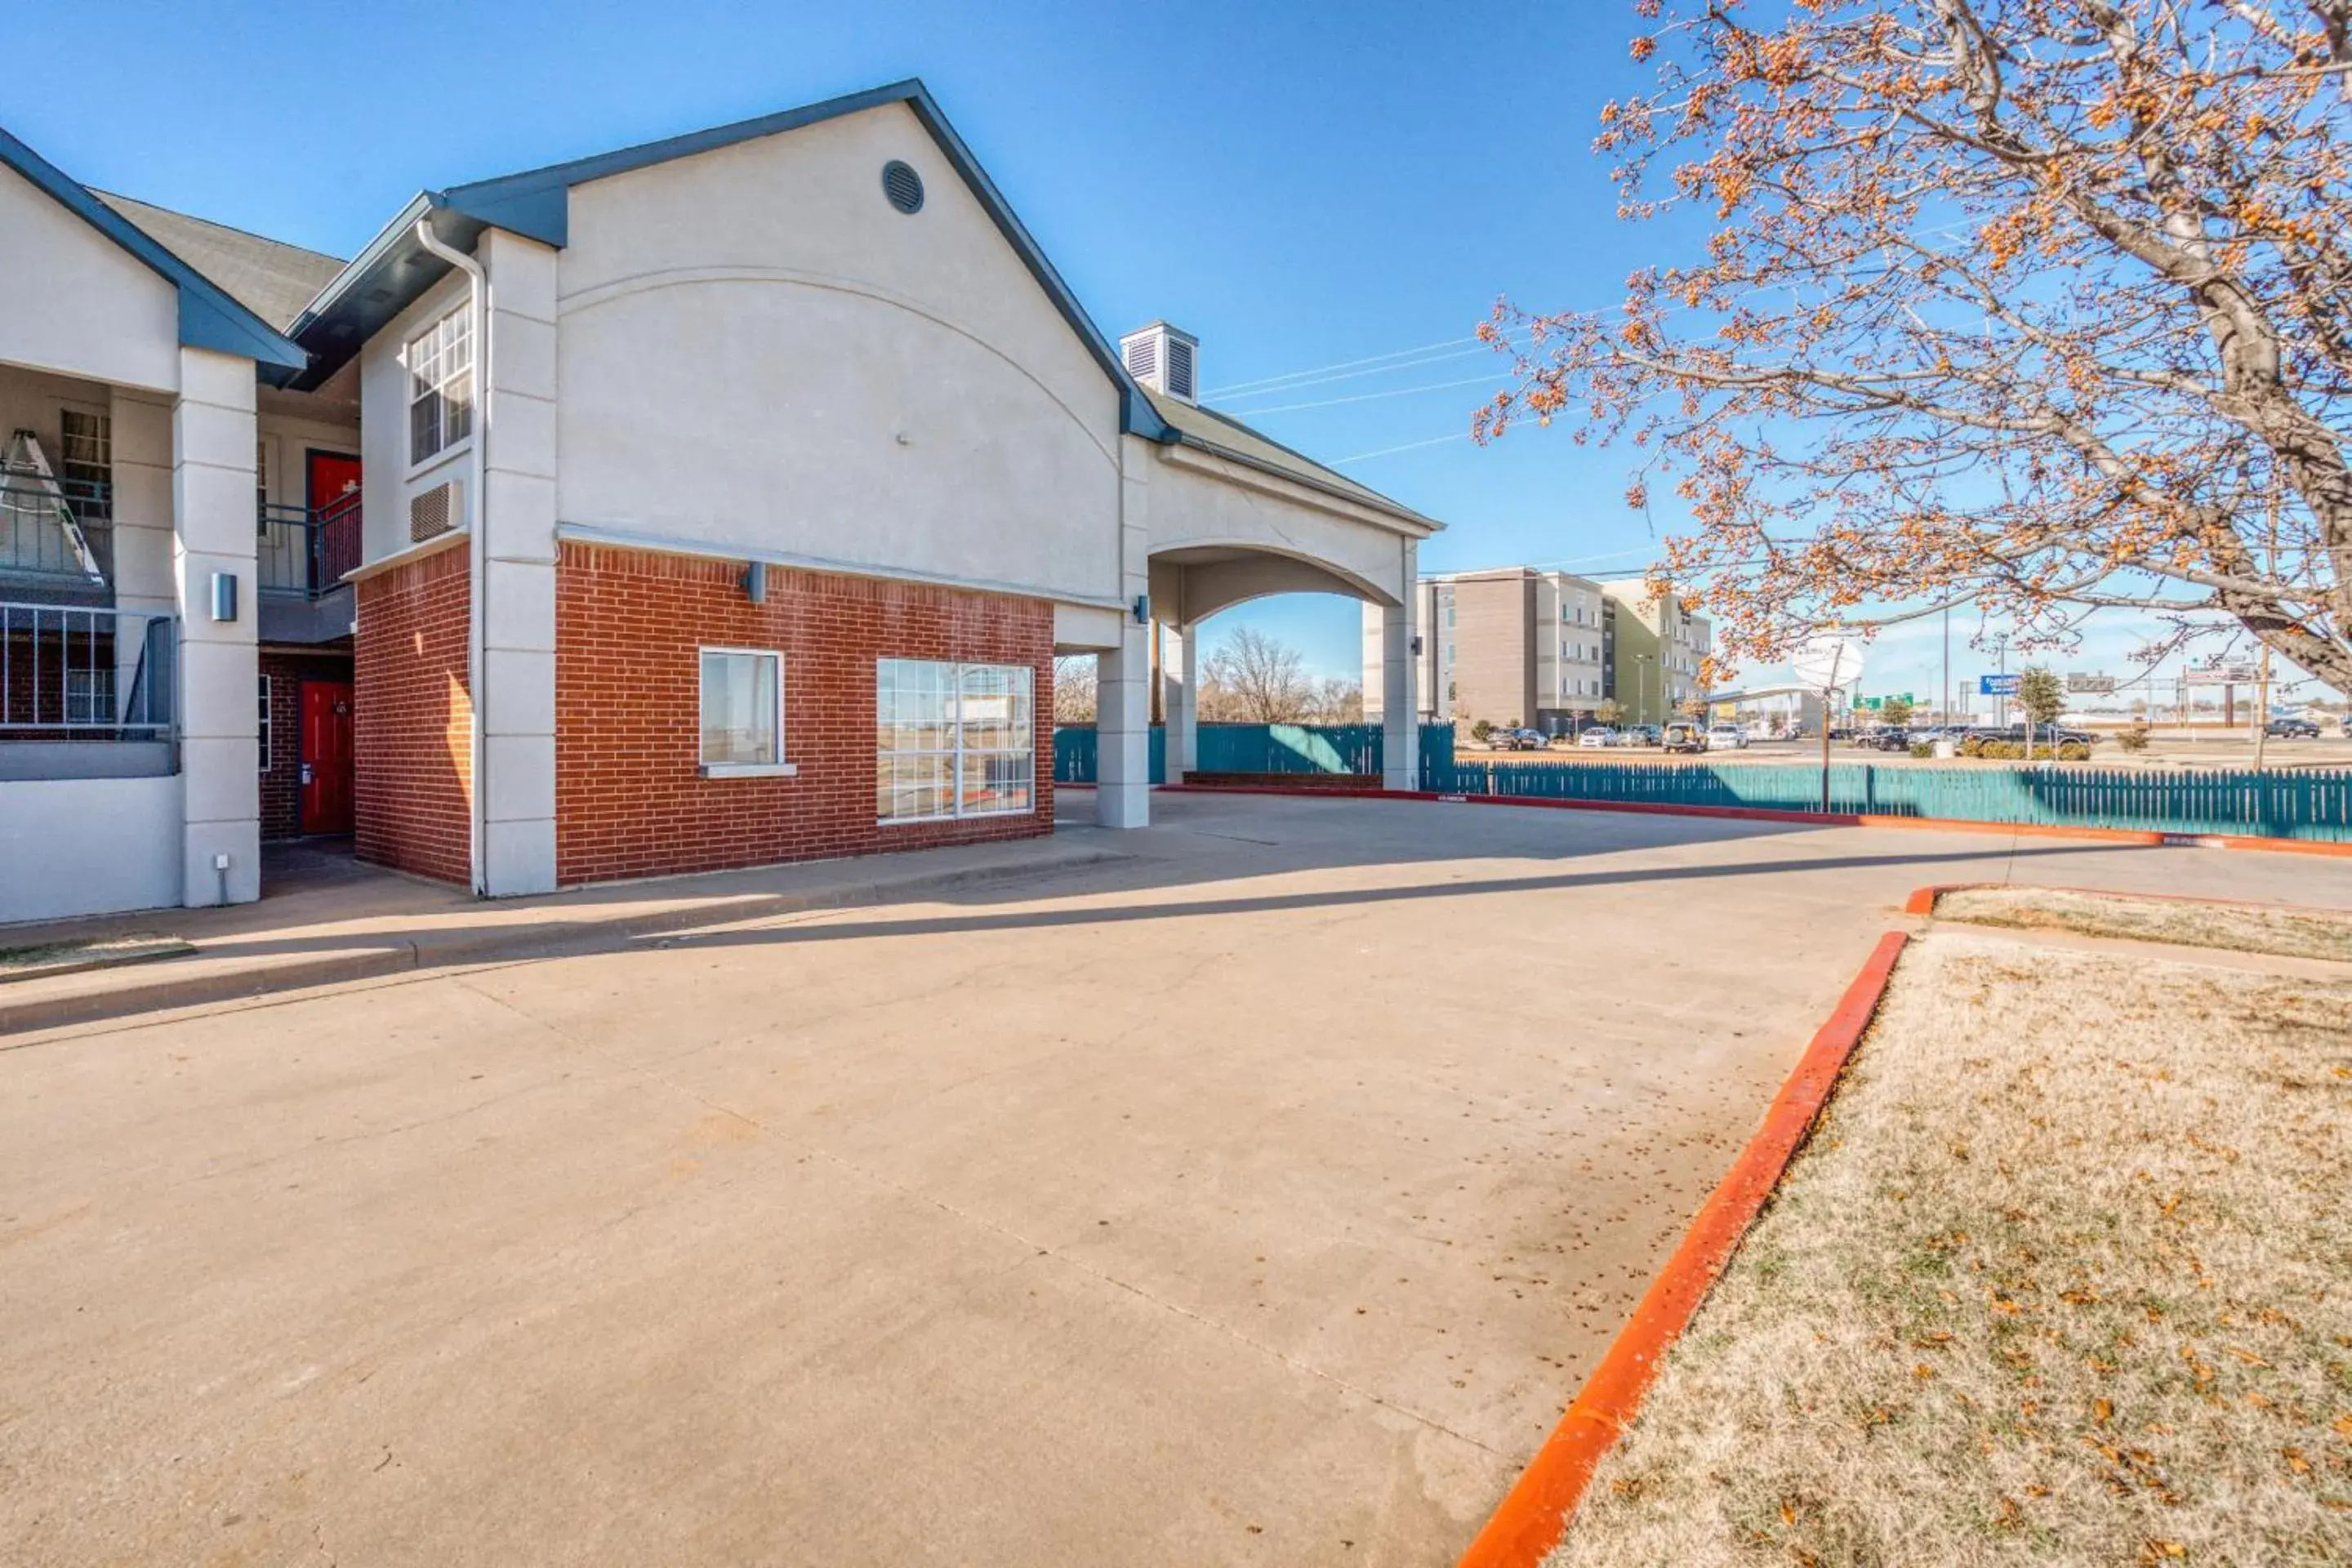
[1624,724,1664,747]
[1490,727,1548,751]
[1577,727,1618,749]
[1705,723,1748,750]
[1860,726,1913,752]
[2265,716,2320,739]
[1662,722,1708,754]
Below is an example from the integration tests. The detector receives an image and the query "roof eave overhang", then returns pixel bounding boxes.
[0,125,310,382]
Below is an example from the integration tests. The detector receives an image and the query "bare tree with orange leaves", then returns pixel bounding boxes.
[1477,0,2352,693]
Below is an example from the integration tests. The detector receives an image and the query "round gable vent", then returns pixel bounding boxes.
[881,160,924,215]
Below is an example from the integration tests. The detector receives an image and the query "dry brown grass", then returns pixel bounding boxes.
[1936,887,2352,964]
[1546,933,2352,1567]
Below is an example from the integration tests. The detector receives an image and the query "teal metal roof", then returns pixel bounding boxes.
[0,125,310,379]
[289,79,1167,436]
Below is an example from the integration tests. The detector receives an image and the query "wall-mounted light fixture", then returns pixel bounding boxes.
[1410,634,1423,655]
[742,561,767,604]
[210,572,238,622]
[1132,592,1150,625]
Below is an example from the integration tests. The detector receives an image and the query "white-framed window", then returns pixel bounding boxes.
[407,305,474,466]
[698,648,794,778]
[257,675,271,772]
[876,658,1035,824]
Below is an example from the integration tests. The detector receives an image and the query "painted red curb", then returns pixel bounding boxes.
[1907,881,2352,919]
[1152,782,2352,856]
[1453,931,1912,1568]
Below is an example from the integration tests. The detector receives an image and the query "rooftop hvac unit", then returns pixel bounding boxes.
[1119,322,1200,404]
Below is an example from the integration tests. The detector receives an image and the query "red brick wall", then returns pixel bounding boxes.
[354,542,472,884]
[555,542,1055,886]
[258,648,355,840]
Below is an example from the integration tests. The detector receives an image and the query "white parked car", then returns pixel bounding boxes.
[1577,727,1618,749]
[1706,724,1748,750]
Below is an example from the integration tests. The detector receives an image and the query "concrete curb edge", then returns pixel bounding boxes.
[1452,929,1913,1568]
[1905,881,2352,918]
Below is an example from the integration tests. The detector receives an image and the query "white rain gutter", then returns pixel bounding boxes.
[412,216,491,896]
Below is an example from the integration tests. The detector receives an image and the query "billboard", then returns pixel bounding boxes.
[1979,674,2020,695]
[2183,663,2260,686]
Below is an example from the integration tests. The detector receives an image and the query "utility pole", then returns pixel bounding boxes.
[2254,492,2278,769]
[1941,603,1950,728]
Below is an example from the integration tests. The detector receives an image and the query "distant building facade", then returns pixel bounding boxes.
[1369,567,1707,733]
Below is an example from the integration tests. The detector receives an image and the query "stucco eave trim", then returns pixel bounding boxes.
[553,521,1130,613]
[1157,440,1441,539]
[341,526,469,586]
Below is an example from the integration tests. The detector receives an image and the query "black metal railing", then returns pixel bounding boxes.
[0,601,175,737]
[258,492,363,599]
[0,473,113,586]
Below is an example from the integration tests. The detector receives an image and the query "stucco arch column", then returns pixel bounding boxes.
[1160,621,1197,782]
[1096,437,1154,829]
[1379,539,1419,790]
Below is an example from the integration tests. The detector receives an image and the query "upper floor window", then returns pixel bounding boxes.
[408,305,474,466]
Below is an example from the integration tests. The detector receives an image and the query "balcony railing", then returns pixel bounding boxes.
[258,492,363,599]
[0,473,113,588]
[1,601,175,738]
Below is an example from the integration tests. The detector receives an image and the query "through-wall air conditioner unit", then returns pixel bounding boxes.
[410,479,461,543]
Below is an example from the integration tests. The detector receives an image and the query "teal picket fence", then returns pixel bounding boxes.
[1442,756,2352,842]
[1054,724,2347,840]
[1055,723,1384,783]
[1052,724,1166,784]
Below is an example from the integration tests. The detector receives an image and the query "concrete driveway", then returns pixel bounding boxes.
[5,793,2346,1566]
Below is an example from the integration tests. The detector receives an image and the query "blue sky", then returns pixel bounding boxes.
[11,0,2305,710]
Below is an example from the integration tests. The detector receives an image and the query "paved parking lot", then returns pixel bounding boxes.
[5,793,2346,1566]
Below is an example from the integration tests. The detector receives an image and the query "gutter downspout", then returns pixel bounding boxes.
[413,216,490,897]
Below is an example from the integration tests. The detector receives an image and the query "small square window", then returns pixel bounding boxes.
[699,648,793,777]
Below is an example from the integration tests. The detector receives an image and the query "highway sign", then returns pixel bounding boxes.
[2067,674,2117,694]
[1980,674,2020,696]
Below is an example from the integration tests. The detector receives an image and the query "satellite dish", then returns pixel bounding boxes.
[1790,635,1864,693]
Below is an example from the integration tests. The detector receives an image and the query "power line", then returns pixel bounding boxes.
[1214,342,1511,405]
[1202,332,1493,399]
[1331,430,1476,465]
[1226,373,1502,417]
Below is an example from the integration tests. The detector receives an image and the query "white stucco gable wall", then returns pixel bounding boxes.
[0,160,180,392]
[552,102,1125,607]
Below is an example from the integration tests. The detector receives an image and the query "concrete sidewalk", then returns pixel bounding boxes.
[1,831,1127,1036]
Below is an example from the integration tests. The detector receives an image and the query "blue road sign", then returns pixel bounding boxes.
[1980,674,2021,695]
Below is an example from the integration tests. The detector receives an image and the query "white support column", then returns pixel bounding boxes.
[1380,542,1420,791]
[476,229,561,895]
[1098,438,1153,829]
[1162,621,1197,783]
[172,346,261,905]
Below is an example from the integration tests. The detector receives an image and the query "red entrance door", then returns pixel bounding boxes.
[301,681,355,835]
[305,450,363,587]
[305,451,361,512]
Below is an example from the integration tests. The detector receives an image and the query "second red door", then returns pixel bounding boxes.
[301,680,355,835]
